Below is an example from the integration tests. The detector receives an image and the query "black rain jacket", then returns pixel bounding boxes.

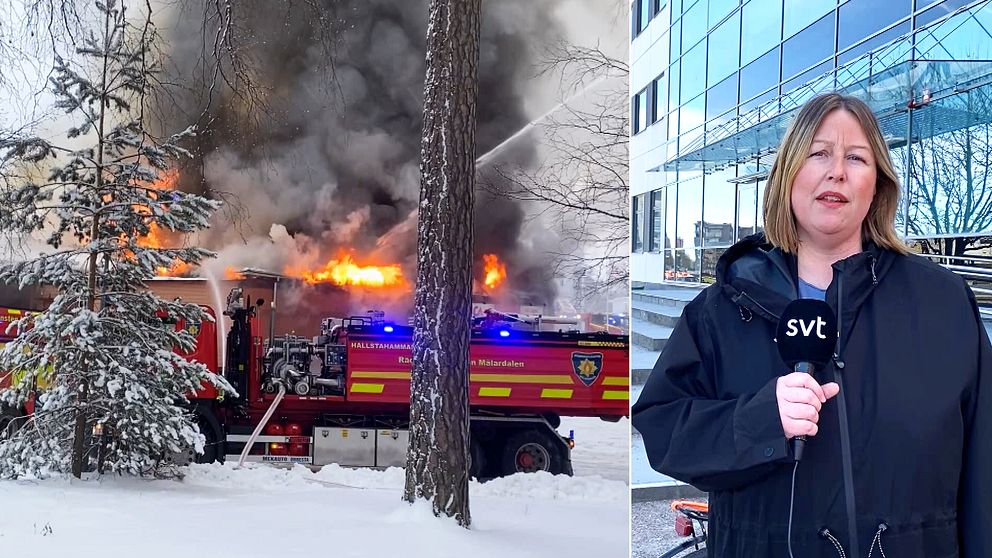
[632,234,992,558]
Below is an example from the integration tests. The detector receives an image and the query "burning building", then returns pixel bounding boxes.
[141,0,608,329]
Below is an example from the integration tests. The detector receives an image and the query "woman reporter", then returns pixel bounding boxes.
[632,93,991,558]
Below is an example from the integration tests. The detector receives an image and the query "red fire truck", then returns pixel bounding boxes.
[216,287,628,477]
[0,306,41,431]
[1,286,629,478]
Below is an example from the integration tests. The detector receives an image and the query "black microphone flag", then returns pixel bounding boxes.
[775,299,837,368]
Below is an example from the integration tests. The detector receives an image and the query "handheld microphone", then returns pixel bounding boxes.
[775,299,838,462]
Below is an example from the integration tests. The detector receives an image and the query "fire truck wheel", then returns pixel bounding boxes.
[501,429,565,476]
[195,407,224,464]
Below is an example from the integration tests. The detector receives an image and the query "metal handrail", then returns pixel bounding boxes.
[923,253,992,263]
[940,264,992,279]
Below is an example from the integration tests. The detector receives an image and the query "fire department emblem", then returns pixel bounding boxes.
[185,323,201,337]
[571,352,603,387]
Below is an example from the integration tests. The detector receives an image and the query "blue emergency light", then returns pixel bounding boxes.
[383,325,394,333]
[499,330,510,338]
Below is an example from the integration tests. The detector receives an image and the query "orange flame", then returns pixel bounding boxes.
[224,267,245,280]
[130,170,192,277]
[483,253,506,290]
[287,253,406,289]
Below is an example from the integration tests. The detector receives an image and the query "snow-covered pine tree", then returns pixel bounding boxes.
[0,0,232,479]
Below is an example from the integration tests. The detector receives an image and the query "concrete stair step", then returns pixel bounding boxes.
[631,318,674,352]
[632,299,684,328]
[631,345,661,385]
[631,286,701,310]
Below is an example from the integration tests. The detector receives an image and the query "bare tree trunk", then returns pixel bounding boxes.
[72,3,112,479]
[403,0,480,528]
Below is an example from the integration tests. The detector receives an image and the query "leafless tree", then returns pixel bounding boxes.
[403,0,480,528]
[905,86,992,257]
[485,41,629,292]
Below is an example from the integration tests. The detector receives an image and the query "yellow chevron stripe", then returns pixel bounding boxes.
[471,374,573,385]
[602,376,629,386]
[541,388,573,399]
[478,387,511,397]
[602,390,628,400]
[351,371,411,380]
[350,383,385,394]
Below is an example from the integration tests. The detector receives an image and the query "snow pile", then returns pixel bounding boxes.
[475,470,627,501]
[0,416,629,557]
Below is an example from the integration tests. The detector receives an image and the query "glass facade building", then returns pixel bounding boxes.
[630,0,992,284]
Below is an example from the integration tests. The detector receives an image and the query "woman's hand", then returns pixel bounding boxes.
[776,372,841,438]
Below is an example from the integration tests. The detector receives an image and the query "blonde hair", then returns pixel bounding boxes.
[763,93,909,255]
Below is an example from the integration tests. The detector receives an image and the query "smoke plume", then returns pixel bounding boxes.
[158,0,589,322]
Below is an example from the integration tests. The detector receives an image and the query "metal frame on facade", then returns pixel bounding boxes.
[632,0,992,285]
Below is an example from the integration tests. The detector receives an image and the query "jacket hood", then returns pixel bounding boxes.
[715,233,898,322]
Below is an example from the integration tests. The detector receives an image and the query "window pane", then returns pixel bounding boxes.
[666,183,678,250]
[637,88,649,133]
[630,196,641,252]
[670,16,682,62]
[664,250,676,280]
[632,94,640,134]
[756,179,767,231]
[702,167,737,247]
[742,0,783,65]
[890,144,907,236]
[653,73,667,122]
[649,80,658,124]
[632,0,639,38]
[682,94,705,146]
[907,90,992,238]
[780,60,832,96]
[682,0,708,52]
[651,189,665,251]
[838,0,910,51]
[741,87,777,113]
[915,3,992,61]
[784,0,835,39]
[674,249,701,282]
[668,109,680,145]
[640,0,653,32]
[740,47,779,102]
[701,248,726,283]
[706,72,738,121]
[682,41,707,101]
[915,0,971,29]
[669,60,681,109]
[708,10,740,86]
[781,13,835,80]
[737,182,757,240]
[676,173,703,250]
[632,194,641,250]
[709,0,738,28]
[837,20,909,65]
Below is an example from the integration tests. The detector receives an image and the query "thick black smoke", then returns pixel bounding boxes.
[158,0,564,320]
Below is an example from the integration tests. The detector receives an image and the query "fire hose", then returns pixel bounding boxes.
[236,382,286,468]
[231,381,398,491]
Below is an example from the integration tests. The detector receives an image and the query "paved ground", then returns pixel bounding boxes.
[632,497,709,558]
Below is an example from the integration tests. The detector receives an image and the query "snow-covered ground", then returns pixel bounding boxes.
[0,417,629,557]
